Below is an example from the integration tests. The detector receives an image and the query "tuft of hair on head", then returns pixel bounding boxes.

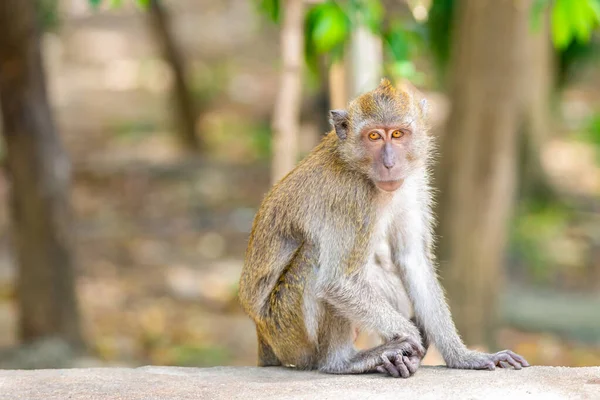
[368,77,413,116]
[375,78,398,98]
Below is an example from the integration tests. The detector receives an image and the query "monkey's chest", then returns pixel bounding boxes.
[369,195,402,258]
[364,199,413,317]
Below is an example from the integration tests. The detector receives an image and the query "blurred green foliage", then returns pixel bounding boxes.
[510,202,571,283]
[88,0,150,9]
[546,0,599,50]
[305,1,350,65]
[37,0,60,31]
[172,344,230,367]
[426,0,600,86]
[587,112,600,146]
[532,0,600,87]
[426,0,453,81]
[249,122,272,160]
[257,0,426,82]
[584,111,600,163]
[111,119,158,141]
[257,0,281,23]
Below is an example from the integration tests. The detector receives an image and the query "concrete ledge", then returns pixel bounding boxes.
[1,366,599,399]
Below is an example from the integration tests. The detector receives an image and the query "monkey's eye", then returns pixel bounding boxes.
[391,130,404,139]
[368,132,381,141]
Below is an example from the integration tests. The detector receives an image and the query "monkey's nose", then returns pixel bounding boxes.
[382,144,395,169]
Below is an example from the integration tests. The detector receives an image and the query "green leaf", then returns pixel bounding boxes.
[136,0,150,9]
[581,0,600,35]
[384,19,425,62]
[426,0,454,75]
[570,0,593,43]
[385,24,410,61]
[589,0,600,20]
[311,2,350,53]
[551,0,573,49]
[257,0,280,23]
[549,0,600,49]
[88,0,103,7]
[389,60,425,84]
[361,0,384,33]
[304,1,350,75]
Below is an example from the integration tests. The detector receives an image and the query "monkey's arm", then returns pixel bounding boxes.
[319,251,424,353]
[396,239,529,370]
[320,274,425,375]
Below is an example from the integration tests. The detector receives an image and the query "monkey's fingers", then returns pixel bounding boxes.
[380,354,400,378]
[403,355,419,375]
[492,351,522,370]
[393,356,411,378]
[504,350,530,367]
[482,360,496,370]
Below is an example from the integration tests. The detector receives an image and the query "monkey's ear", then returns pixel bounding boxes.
[329,110,349,140]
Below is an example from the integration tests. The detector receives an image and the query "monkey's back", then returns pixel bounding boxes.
[238,132,377,366]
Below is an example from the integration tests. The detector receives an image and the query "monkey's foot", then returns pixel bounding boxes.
[449,350,530,371]
[376,354,421,378]
[374,338,424,378]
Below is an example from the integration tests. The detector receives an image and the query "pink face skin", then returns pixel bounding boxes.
[361,126,413,192]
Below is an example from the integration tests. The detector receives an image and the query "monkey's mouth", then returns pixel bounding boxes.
[375,180,404,192]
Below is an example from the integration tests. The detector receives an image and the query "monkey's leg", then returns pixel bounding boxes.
[323,276,424,352]
[409,316,429,353]
[318,307,421,378]
[255,244,319,369]
[256,328,281,367]
[383,316,429,374]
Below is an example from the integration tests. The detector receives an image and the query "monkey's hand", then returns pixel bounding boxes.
[448,349,530,371]
[375,337,425,378]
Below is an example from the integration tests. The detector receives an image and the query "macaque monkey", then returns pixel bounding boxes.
[238,79,529,378]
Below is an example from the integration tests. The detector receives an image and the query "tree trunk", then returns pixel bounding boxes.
[313,56,332,139]
[328,61,347,110]
[0,0,83,346]
[350,25,383,96]
[147,0,200,152]
[519,10,556,203]
[435,0,529,347]
[271,0,305,184]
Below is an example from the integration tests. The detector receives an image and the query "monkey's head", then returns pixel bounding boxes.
[330,78,430,192]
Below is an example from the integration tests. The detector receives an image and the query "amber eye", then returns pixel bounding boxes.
[391,130,404,139]
[368,132,381,141]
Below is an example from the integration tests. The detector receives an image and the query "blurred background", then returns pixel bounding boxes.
[0,0,599,369]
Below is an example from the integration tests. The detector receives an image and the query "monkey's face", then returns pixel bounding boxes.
[330,79,430,192]
[360,125,416,192]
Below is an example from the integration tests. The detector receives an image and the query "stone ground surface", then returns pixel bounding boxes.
[1,366,599,400]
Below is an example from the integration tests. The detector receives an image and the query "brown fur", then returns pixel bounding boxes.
[238,78,529,376]
[238,79,421,370]
[239,132,377,367]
